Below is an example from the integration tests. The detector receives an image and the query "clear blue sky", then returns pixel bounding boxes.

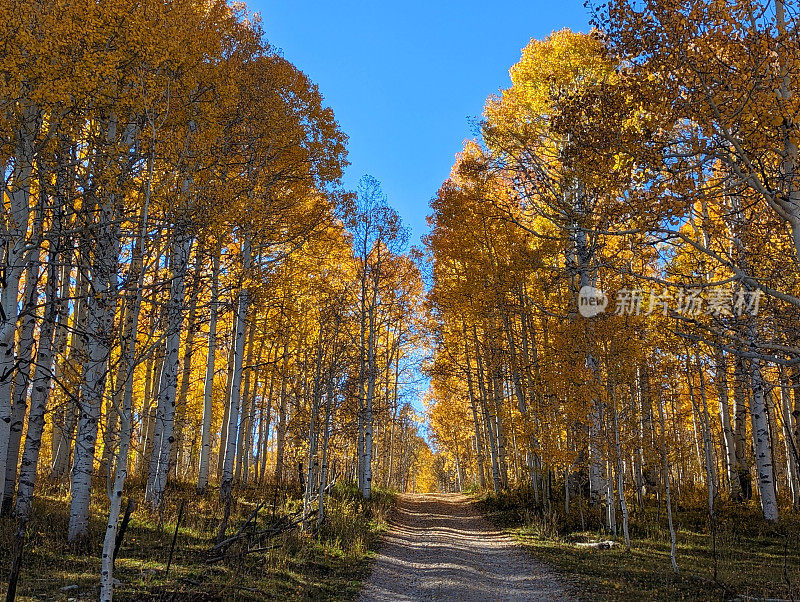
[253,0,592,248]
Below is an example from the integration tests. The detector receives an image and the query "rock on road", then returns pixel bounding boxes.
[358,493,573,602]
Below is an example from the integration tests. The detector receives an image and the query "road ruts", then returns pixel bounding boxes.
[358,493,573,601]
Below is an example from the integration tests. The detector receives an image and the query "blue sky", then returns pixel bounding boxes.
[253,0,592,249]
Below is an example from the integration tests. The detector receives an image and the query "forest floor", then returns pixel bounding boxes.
[0,481,394,601]
[480,489,800,601]
[358,493,571,601]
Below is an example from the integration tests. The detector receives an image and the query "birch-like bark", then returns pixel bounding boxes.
[779,366,800,507]
[462,328,486,489]
[657,393,678,573]
[790,366,800,509]
[197,250,220,493]
[48,258,75,479]
[217,328,236,480]
[491,368,508,488]
[14,239,60,520]
[317,368,335,527]
[714,348,740,499]
[504,313,540,490]
[220,234,250,502]
[99,151,154,599]
[68,176,122,544]
[748,352,779,521]
[356,399,365,490]
[303,328,324,526]
[362,295,378,499]
[146,226,193,508]
[68,111,136,546]
[136,251,164,478]
[0,106,37,501]
[138,361,160,479]
[50,271,87,483]
[481,381,501,492]
[171,249,202,474]
[1,215,42,515]
[473,327,500,491]
[220,306,245,499]
[571,195,605,503]
[588,384,605,504]
[99,359,124,482]
[386,339,400,488]
[611,386,630,550]
[235,321,258,483]
[638,364,655,489]
[274,336,290,485]
[774,0,800,261]
[687,353,717,514]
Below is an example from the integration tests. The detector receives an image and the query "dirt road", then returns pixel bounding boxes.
[358,493,572,601]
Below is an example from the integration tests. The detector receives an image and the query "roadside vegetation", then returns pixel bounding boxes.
[1,482,395,601]
[480,487,800,601]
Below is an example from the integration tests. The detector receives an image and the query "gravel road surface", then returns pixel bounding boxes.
[358,493,572,601]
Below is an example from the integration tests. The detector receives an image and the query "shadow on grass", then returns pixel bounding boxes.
[0,479,394,601]
[478,488,800,601]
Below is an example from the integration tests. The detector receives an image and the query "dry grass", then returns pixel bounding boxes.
[480,487,800,601]
[0,479,394,601]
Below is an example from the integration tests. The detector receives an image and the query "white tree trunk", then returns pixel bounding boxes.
[473,329,500,492]
[49,272,87,483]
[217,331,236,480]
[612,387,630,550]
[99,172,153,599]
[274,336,290,485]
[171,250,202,474]
[588,382,606,504]
[688,354,717,515]
[657,393,678,573]
[748,355,779,521]
[317,366,335,527]
[48,259,76,478]
[14,243,59,520]
[0,109,37,502]
[68,193,121,544]
[303,330,324,526]
[362,300,377,500]
[146,227,193,508]
[235,322,258,483]
[220,234,250,501]
[715,349,740,499]
[1,246,40,515]
[197,250,220,493]
[462,328,487,489]
[778,367,800,507]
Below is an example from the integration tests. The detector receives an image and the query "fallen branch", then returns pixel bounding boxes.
[165,499,185,577]
[575,540,617,549]
[113,498,136,563]
[210,501,266,555]
[207,508,317,564]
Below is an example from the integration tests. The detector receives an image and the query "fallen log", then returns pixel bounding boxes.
[575,540,617,549]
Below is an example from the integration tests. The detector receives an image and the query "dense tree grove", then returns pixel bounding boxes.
[0,0,428,597]
[6,0,800,596]
[425,1,800,565]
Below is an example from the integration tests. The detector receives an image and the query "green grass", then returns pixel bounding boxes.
[479,488,800,601]
[1,479,394,601]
